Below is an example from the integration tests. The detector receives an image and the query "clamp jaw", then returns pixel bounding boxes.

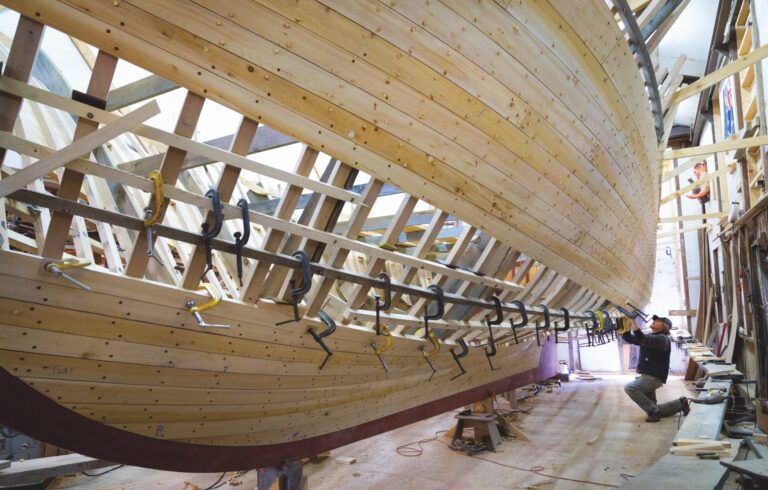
[42,258,92,291]
[186,283,229,328]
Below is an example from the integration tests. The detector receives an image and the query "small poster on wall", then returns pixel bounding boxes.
[723,77,736,138]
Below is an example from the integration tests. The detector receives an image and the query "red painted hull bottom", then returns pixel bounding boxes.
[0,339,557,472]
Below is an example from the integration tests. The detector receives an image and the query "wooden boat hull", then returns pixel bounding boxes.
[3,0,659,307]
[0,250,556,471]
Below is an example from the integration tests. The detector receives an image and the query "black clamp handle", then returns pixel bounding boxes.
[484,296,502,370]
[554,307,570,343]
[275,250,313,326]
[508,300,528,345]
[535,304,550,346]
[585,310,599,346]
[450,339,469,380]
[200,189,224,281]
[233,198,250,287]
[308,309,336,370]
[423,284,445,338]
[374,272,392,336]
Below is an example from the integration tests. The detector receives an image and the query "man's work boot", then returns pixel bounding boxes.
[646,410,662,423]
[679,396,690,416]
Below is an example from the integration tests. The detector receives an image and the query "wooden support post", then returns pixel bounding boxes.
[40,50,118,259]
[180,117,259,289]
[238,147,320,303]
[123,90,205,278]
[342,194,418,313]
[0,16,44,251]
[303,178,384,318]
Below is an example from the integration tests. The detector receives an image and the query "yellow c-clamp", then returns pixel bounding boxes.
[420,331,440,380]
[370,325,394,373]
[143,170,164,257]
[595,310,606,332]
[185,283,230,329]
[42,257,92,291]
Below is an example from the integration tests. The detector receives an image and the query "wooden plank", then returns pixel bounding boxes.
[656,225,710,239]
[7,0,650,311]
[0,15,44,251]
[342,194,418,311]
[39,50,118,259]
[658,213,727,223]
[239,146,319,303]
[123,90,205,278]
[659,166,730,205]
[670,42,768,106]
[0,77,360,205]
[621,454,728,490]
[303,178,384,317]
[0,100,159,198]
[0,454,115,487]
[180,117,259,289]
[663,134,768,160]
[106,74,177,111]
[669,309,697,316]
[661,157,698,182]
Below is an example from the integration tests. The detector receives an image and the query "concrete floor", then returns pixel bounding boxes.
[49,374,694,489]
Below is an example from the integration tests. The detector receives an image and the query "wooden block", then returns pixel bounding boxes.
[673,439,731,448]
[0,454,115,487]
[335,456,356,465]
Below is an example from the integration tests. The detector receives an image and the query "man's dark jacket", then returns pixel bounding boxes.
[622,329,671,383]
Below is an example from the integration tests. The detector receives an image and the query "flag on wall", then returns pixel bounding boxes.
[723,78,735,138]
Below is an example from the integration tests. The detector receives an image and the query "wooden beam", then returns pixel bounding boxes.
[239,146,320,303]
[2,130,523,294]
[670,42,768,106]
[106,74,177,111]
[657,224,710,238]
[0,100,159,198]
[0,15,44,251]
[39,50,119,259]
[661,156,697,182]
[669,309,697,316]
[303,178,384,317]
[645,0,691,54]
[660,165,730,205]
[124,90,205,278]
[0,76,359,204]
[658,213,727,223]
[664,135,768,159]
[180,117,259,289]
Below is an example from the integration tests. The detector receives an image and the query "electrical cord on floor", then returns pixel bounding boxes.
[201,471,228,490]
[395,430,625,488]
[81,465,125,477]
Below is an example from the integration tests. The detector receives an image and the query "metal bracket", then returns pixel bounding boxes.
[374,272,392,336]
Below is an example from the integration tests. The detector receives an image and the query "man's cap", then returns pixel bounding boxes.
[694,162,707,168]
[651,314,672,328]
